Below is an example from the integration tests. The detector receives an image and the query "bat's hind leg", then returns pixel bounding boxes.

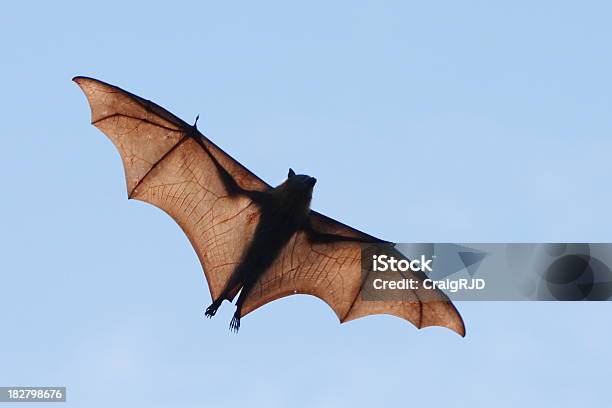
[229,282,254,333]
[229,312,241,332]
[205,298,223,318]
[206,270,243,318]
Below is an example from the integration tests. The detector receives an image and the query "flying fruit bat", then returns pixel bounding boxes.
[73,76,465,336]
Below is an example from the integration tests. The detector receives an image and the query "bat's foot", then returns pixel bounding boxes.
[229,313,241,333]
[205,300,221,318]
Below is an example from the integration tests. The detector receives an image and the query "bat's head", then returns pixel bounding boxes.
[282,168,317,200]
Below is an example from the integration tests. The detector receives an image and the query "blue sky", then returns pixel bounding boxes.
[1,1,611,406]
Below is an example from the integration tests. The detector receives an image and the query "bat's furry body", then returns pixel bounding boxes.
[204,168,321,331]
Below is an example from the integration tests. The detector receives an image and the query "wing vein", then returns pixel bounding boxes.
[93,113,182,133]
[128,135,188,198]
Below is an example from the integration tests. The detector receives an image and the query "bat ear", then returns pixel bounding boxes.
[288,168,296,178]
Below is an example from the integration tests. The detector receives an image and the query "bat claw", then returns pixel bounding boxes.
[205,301,220,318]
[229,314,241,333]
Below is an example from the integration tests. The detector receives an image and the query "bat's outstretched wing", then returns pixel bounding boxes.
[73,76,268,301]
[242,212,466,336]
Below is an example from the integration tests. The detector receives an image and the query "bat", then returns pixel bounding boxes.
[73,76,465,336]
